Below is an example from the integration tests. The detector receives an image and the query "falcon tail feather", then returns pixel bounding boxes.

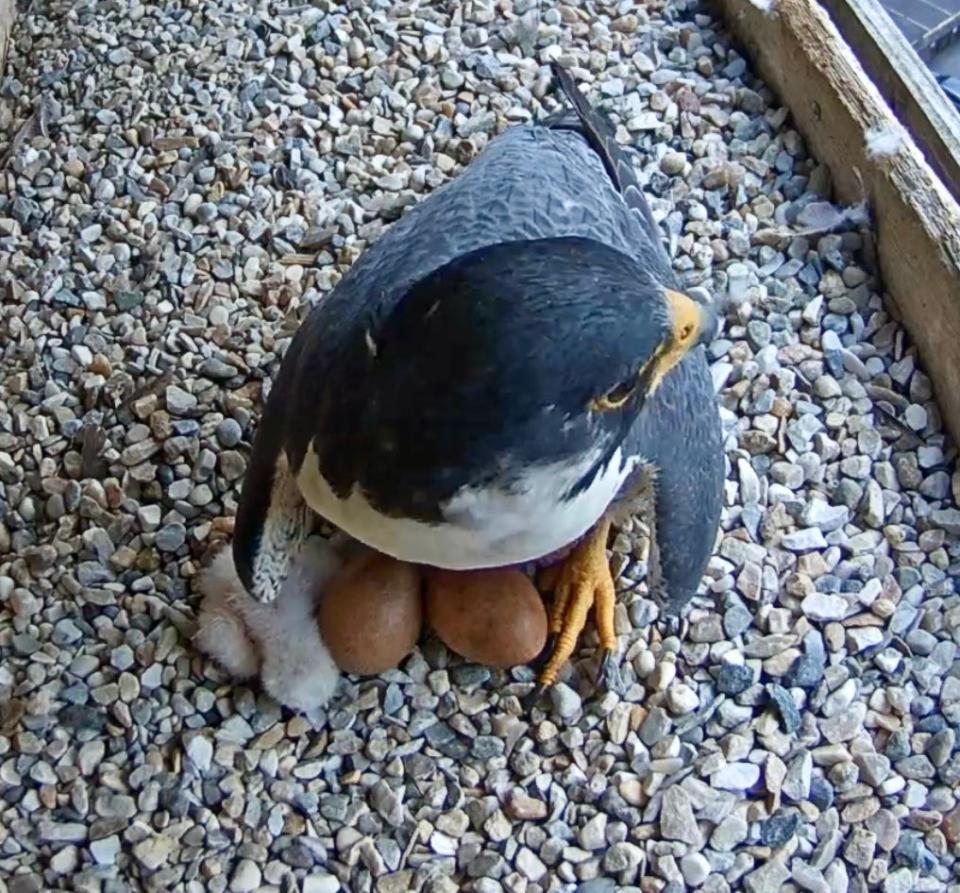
[548,62,664,250]
[549,61,625,191]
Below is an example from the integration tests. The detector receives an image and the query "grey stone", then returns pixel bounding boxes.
[783,654,824,689]
[165,384,197,415]
[883,869,915,893]
[723,605,754,638]
[782,528,828,551]
[761,812,801,847]
[230,860,262,893]
[712,762,760,790]
[783,752,813,802]
[602,841,644,872]
[216,418,243,447]
[801,501,848,533]
[155,523,187,551]
[185,734,213,774]
[549,682,581,720]
[716,663,754,695]
[808,777,835,811]
[660,785,701,846]
[639,706,672,746]
[820,702,866,743]
[801,592,847,622]
[767,684,801,733]
[680,852,711,887]
[894,755,935,780]
[370,780,403,827]
[744,858,790,893]
[711,813,748,851]
[39,822,88,843]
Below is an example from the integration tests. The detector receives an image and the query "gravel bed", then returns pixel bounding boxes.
[1,0,959,891]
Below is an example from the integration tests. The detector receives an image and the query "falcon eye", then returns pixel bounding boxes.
[591,375,637,412]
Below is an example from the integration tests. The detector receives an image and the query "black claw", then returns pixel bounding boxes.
[531,633,558,670]
[662,613,682,637]
[597,649,623,693]
[522,683,548,712]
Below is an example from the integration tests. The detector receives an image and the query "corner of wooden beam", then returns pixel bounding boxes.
[0,0,14,80]
[715,0,960,446]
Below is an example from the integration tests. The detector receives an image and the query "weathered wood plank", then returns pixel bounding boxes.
[0,0,14,79]
[821,0,960,201]
[715,0,960,444]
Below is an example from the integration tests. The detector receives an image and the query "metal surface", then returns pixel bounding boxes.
[879,0,960,69]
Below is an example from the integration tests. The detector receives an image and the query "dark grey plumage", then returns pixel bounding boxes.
[233,63,723,632]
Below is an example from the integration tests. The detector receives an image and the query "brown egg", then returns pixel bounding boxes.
[425,568,548,667]
[319,551,423,675]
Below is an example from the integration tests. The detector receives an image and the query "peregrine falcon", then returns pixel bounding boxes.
[231,63,725,696]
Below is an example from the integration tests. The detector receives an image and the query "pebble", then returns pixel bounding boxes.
[681,852,711,886]
[845,828,877,868]
[661,785,702,846]
[602,842,643,872]
[883,869,915,893]
[821,702,867,743]
[783,753,813,802]
[801,592,848,622]
[716,663,754,694]
[782,528,828,551]
[761,812,801,847]
[809,777,835,811]
[550,682,582,720]
[661,152,687,175]
[370,781,403,827]
[578,813,608,851]
[185,734,213,774]
[783,654,825,689]
[640,706,672,745]
[0,3,954,890]
[133,835,175,870]
[713,762,761,790]
[156,523,187,551]
[39,823,87,843]
[300,874,342,893]
[216,418,244,447]
[847,627,883,653]
[767,683,801,733]
[744,858,790,893]
[712,814,749,851]
[791,860,829,893]
[724,604,754,637]
[230,860,262,893]
[666,682,700,714]
[166,385,198,415]
[90,836,121,866]
[515,847,547,882]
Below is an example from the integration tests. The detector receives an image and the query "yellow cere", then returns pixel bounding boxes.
[644,288,704,395]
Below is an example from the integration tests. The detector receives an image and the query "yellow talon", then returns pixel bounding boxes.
[536,518,619,689]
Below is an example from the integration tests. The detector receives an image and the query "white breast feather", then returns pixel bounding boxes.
[296,443,636,569]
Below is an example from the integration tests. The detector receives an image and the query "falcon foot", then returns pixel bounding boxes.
[531,518,621,696]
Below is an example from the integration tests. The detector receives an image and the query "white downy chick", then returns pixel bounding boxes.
[195,536,344,711]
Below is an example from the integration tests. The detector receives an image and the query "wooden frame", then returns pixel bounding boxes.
[820,0,960,203]
[716,0,960,447]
